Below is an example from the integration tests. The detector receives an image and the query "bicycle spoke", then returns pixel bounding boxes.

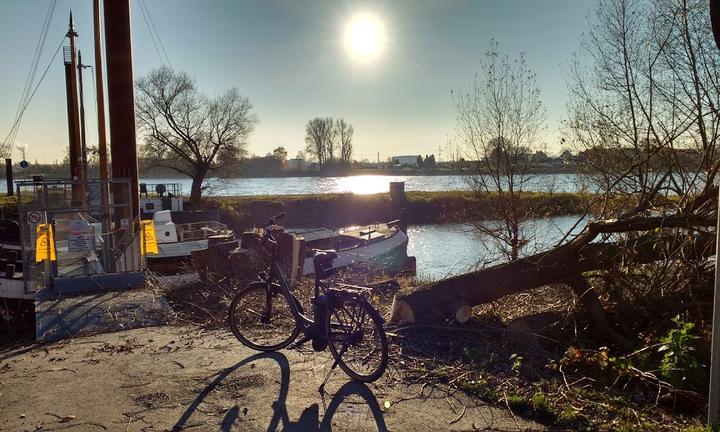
[229,283,298,351]
[326,298,388,381]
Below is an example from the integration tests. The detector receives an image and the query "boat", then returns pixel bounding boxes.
[146,209,232,272]
[290,221,415,276]
[138,182,232,263]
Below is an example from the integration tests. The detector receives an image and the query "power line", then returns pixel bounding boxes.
[140,0,172,67]
[5,0,57,155]
[14,0,56,123]
[137,0,172,68]
[137,0,165,67]
[1,37,66,156]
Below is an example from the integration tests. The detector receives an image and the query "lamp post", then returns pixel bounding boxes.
[707,1,720,428]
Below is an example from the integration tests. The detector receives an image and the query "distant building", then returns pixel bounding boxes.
[391,155,421,167]
[287,158,308,170]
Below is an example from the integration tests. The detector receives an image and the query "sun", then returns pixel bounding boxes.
[343,13,386,63]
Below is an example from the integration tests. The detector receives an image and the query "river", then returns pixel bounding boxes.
[141,174,585,196]
[407,216,586,280]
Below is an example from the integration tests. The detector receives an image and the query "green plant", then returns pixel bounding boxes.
[680,426,711,432]
[658,315,704,389]
[531,392,556,422]
[506,394,528,410]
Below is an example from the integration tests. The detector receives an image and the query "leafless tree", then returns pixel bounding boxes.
[335,118,354,166]
[272,146,288,162]
[135,67,257,207]
[454,41,547,261]
[393,0,720,352]
[304,117,335,170]
[560,0,720,343]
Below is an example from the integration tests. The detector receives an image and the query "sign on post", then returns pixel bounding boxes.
[35,224,56,262]
[140,220,158,255]
[68,220,94,252]
[27,211,42,225]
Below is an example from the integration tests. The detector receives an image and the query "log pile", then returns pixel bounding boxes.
[190,228,303,287]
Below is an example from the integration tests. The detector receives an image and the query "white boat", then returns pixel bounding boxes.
[147,210,232,273]
[290,222,415,276]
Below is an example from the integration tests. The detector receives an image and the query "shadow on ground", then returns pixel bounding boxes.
[173,351,387,432]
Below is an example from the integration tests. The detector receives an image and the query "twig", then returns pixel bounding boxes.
[448,405,467,425]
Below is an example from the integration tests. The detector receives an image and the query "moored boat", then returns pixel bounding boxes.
[290,221,415,276]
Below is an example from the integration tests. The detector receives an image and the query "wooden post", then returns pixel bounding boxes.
[290,236,306,287]
[708,2,720,428]
[104,0,140,228]
[390,181,407,232]
[65,13,85,202]
[5,159,13,196]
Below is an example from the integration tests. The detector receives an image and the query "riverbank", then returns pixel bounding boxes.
[213,190,588,230]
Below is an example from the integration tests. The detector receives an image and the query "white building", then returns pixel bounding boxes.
[391,155,421,167]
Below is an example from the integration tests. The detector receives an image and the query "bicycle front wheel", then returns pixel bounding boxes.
[326,298,388,382]
[228,282,300,351]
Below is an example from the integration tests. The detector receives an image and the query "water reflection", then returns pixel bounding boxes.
[407,216,586,281]
[144,174,585,196]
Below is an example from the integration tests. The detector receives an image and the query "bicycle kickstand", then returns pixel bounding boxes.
[319,342,349,394]
[318,356,340,394]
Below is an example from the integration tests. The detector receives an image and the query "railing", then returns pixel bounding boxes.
[176,220,229,242]
[139,183,183,198]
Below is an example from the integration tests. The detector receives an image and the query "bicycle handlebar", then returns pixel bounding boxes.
[265,211,286,227]
[260,212,287,249]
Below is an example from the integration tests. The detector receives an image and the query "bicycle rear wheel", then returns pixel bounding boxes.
[228,282,300,351]
[326,298,388,382]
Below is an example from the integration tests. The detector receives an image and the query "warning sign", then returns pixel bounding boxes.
[27,211,42,225]
[35,224,56,262]
[140,220,158,255]
[68,220,94,252]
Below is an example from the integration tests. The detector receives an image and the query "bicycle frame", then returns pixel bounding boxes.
[266,259,316,331]
[259,225,371,347]
[232,215,388,385]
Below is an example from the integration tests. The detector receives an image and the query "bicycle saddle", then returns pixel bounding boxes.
[312,249,338,276]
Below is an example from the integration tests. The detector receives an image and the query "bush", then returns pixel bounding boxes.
[658,315,705,390]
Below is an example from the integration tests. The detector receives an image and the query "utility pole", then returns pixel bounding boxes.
[64,12,85,202]
[708,0,720,428]
[78,50,90,184]
[93,0,113,271]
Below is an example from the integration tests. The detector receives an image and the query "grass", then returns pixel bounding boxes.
[211,190,590,230]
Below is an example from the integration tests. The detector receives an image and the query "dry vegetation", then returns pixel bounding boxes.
[153,259,710,431]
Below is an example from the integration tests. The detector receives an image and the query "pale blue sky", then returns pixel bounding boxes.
[0,0,594,164]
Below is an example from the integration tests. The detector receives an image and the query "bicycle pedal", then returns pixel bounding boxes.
[288,335,311,350]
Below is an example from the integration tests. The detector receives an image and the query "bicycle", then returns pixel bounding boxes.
[228,212,389,385]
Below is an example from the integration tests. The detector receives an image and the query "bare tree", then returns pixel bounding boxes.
[454,41,546,261]
[304,117,335,170]
[392,0,720,353]
[272,146,288,163]
[136,67,257,207]
[335,118,354,166]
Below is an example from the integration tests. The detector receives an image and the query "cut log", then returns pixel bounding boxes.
[389,214,715,348]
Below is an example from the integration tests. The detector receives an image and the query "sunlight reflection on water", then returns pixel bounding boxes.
[407,216,586,281]
[142,174,583,196]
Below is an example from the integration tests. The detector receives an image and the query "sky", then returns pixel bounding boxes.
[0,0,595,164]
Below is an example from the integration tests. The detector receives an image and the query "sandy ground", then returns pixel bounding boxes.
[0,324,545,432]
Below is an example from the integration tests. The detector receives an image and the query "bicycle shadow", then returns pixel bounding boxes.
[172,351,387,431]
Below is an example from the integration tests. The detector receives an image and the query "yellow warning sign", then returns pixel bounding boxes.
[35,224,56,262]
[140,220,159,255]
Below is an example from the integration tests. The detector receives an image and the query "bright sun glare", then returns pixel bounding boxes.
[344,13,386,63]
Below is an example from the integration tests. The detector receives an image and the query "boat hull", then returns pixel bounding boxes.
[301,228,413,276]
